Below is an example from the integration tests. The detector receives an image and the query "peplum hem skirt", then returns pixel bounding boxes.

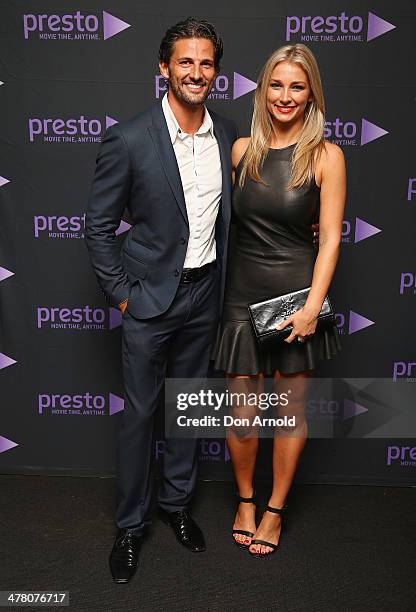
[212,319,341,376]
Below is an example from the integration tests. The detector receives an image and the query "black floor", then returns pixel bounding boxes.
[0,476,415,611]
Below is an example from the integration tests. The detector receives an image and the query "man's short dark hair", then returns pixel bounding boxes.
[159,17,223,71]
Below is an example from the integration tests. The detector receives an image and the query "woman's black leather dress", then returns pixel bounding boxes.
[212,144,341,375]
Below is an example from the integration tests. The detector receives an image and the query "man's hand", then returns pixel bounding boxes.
[119,300,128,314]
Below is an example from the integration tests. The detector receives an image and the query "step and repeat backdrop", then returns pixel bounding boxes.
[0,1,415,484]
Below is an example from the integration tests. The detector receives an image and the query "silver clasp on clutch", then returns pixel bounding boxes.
[280,295,295,319]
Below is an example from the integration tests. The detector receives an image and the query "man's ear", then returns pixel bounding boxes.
[159,62,169,79]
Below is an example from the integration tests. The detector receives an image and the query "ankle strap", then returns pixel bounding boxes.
[266,504,287,515]
[237,491,257,504]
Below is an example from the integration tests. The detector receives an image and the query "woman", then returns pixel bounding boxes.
[212,44,346,557]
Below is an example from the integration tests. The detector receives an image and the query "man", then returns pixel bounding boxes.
[85,17,237,583]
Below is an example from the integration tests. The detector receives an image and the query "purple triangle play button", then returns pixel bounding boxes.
[105,115,118,129]
[233,72,257,100]
[109,392,124,415]
[349,311,375,335]
[0,266,14,282]
[0,176,10,188]
[354,218,382,243]
[0,435,18,454]
[109,307,122,330]
[367,12,396,42]
[343,398,368,420]
[116,220,131,236]
[361,119,388,146]
[0,352,17,370]
[103,11,131,41]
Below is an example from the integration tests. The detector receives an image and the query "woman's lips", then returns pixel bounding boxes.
[276,106,296,114]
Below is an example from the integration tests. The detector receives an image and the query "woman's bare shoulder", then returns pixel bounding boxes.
[321,140,345,164]
[231,137,250,168]
[315,141,345,177]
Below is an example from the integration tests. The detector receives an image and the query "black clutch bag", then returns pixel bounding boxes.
[247,286,334,346]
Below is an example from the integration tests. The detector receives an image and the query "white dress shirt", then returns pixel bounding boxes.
[162,93,222,269]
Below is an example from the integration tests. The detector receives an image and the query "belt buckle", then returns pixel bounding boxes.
[181,269,194,283]
[181,262,212,284]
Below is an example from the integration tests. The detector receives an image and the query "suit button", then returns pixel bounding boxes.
[180,238,186,244]
[174,269,180,277]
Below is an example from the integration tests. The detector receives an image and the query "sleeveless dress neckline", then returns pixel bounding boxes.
[268,142,297,151]
[267,143,320,190]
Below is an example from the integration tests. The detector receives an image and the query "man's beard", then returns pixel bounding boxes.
[167,75,212,105]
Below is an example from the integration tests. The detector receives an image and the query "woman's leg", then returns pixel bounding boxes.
[226,373,263,545]
[249,369,312,555]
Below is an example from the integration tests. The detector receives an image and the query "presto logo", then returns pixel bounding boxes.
[155,72,257,101]
[392,362,416,382]
[155,439,230,462]
[386,445,416,467]
[285,12,395,43]
[38,392,124,415]
[33,214,130,239]
[28,115,118,144]
[399,273,416,295]
[324,118,388,147]
[408,179,416,201]
[341,218,382,244]
[23,11,131,41]
[335,311,375,336]
[34,214,85,239]
[36,305,122,331]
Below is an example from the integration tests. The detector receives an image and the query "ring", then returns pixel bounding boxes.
[297,337,305,343]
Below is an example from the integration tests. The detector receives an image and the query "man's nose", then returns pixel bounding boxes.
[189,63,202,81]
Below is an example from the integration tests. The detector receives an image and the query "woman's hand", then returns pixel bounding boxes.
[277,307,318,344]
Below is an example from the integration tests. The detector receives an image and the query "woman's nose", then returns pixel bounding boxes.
[279,87,292,103]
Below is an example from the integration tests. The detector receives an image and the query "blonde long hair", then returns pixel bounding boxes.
[240,44,325,190]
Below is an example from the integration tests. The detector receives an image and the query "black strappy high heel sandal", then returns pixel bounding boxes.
[249,504,287,558]
[232,492,257,549]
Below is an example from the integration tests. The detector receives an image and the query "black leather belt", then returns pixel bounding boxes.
[180,261,216,284]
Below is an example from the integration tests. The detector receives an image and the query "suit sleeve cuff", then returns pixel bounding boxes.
[107,283,131,308]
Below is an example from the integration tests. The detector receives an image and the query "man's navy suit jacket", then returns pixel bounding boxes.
[85,102,238,320]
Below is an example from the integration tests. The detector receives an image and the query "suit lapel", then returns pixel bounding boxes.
[148,104,232,228]
[148,104,188,224]
[213,118,232,227]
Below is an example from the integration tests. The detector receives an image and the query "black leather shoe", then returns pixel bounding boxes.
[109,529,143,583]
[159,508,206,552]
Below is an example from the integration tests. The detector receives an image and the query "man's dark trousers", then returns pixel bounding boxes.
[117,264,219,535]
